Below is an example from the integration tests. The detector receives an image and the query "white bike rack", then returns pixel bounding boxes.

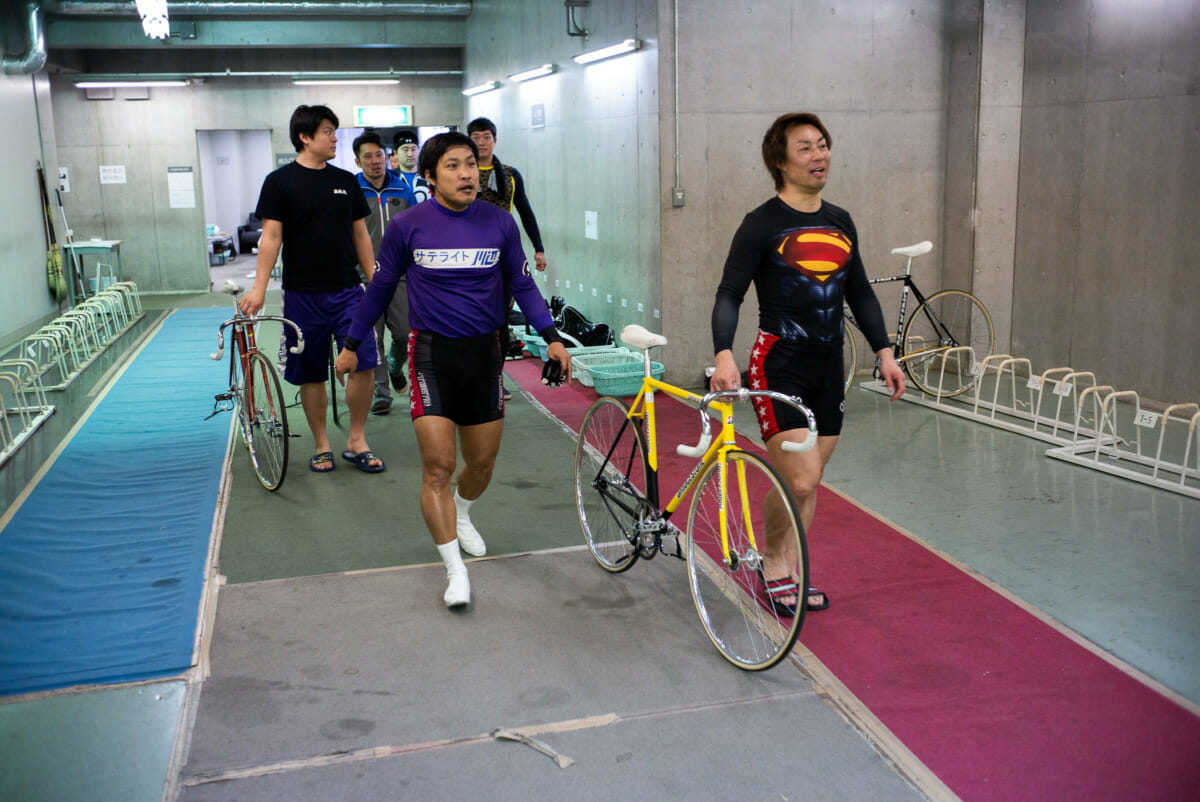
[0,358,54,470]
[0,282,143,465]
[859,346,1199,499]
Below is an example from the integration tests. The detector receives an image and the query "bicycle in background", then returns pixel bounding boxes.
[575,325,817,671]
[209,282,304,491]
[843,241,994,398]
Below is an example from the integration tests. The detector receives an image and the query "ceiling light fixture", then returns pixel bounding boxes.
[573,38,643,65]
[75,80,188,88]
[462,80,502,96]
[292,78,401,86]
[508,64,559,83]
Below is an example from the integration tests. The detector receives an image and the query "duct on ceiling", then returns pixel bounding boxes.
[41,0,471,16]
[3,3,48,75]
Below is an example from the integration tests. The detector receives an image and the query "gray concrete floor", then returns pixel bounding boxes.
[2,293,1197,801]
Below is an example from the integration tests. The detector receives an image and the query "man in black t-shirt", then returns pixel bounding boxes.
[710,112,905,614]
[240,104,384,475]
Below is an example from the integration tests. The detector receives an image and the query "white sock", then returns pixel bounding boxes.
[453,489,487,557]
[436,540,470,607]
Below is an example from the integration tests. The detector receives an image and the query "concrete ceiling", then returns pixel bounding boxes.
[5,1,470,78]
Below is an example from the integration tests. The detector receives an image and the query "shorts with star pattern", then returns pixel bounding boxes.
[746,330,845,440]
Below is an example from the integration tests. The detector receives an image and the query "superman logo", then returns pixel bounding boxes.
[775,229,852,283]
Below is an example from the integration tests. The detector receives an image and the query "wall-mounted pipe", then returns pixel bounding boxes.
[2,3,48,75]
[41,0,471,16]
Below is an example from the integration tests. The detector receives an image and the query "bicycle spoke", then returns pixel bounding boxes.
[575,397,647,573]
[902,290,994,398]
[245,352,289,490]
[686,450,807,671]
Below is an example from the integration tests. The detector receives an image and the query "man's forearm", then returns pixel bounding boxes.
[253,239,281,291]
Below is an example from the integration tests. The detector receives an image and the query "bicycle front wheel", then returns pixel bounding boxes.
[686,450,807,671]
[575,396,648,573]
[901,289,994,398]
[244,351,290,491]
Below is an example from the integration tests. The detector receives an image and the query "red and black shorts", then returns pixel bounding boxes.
[408,329,505,426]
[747,331,845,441]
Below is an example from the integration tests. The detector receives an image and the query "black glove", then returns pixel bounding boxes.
[541,357,565,388]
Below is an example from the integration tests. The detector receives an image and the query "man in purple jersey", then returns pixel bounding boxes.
[336,132,570,608]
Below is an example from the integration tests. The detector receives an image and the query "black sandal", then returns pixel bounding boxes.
[757,569,799,617]
[805,588,830,611]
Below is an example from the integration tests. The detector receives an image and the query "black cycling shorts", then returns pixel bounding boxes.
[747,330,844,439]
[408,329,504,425]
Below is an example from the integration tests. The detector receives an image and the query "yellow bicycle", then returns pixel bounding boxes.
[574,325,817,671]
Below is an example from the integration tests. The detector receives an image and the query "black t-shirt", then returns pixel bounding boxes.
[255,160,369,292]
[712,197,890,354]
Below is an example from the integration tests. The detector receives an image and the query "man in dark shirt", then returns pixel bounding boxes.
[466,117,546,270]
[240,104,384,474]
[710,112,905,613]
[467,117,548,380]
[354,131,415,414]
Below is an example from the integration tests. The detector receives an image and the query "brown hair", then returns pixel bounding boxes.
[761,112,832,192]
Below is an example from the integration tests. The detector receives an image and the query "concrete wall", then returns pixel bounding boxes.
[0,70,61,345]
[1014,0,1200,404]
[48,76,463,295]
[463,0,662,358]
[661,0,953,385]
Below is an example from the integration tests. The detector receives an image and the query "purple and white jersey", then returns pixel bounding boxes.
[349,198,555,343]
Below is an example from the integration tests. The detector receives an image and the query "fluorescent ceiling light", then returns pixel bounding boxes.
[507,64,558,83]
[292,78,400,86]
[75,80,188,88]
[572,39,643,65]
[462,80,502,96]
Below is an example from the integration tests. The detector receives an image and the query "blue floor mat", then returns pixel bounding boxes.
[0,308,232,696]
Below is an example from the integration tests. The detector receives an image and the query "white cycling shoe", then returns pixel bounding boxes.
[437,540,471,607]
[454,489,487,557]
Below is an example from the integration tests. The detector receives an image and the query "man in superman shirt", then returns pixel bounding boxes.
[709,112,906,615]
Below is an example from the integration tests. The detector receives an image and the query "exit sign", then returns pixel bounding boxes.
[353,105,412,127]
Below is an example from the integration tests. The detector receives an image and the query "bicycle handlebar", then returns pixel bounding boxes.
[210,315,305,360]
[676,388,818,459]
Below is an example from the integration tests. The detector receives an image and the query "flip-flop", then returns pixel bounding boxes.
[341,449,385,473]
[309,451,335,473]
[757,568,830,615]
[757,568,799,617]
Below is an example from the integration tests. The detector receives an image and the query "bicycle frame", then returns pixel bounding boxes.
[608,373,816,569]
[844,245,962,370]
[210,297,304,415]
[843,249,933,361]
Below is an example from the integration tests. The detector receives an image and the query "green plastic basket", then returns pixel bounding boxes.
[571,348,638,387]
[522,333,546,359]
[588,360,665,397]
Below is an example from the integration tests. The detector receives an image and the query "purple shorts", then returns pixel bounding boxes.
[279,287,378,385]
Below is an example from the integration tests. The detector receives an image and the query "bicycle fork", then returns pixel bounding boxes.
[718,455,765,574]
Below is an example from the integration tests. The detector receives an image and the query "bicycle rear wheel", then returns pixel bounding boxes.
[901,289,994,398]
[841,318,858,394]
[244,351,290,491]
[686,450,807,671]
[574,396,648,573]
[328,340,341,426]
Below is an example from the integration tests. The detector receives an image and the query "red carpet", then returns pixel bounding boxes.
[506,356,1200,802]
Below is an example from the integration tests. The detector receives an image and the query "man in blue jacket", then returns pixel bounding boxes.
[354,131,416,413]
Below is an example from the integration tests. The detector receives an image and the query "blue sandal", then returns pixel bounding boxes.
[309,451,335,473]
[341,449,385,473]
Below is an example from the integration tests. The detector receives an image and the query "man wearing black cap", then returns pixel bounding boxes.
[393,129,431,205]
